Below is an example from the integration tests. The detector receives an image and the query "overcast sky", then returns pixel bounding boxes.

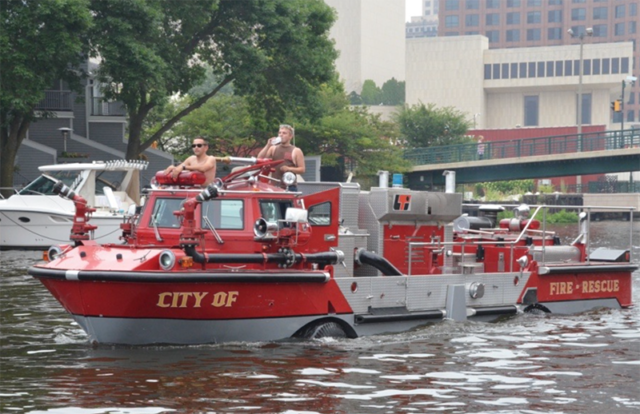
[406,0,421,22]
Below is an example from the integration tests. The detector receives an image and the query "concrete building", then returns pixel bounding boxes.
[437,0,640,126]
[406,36,633,130]
[324,0,406,94]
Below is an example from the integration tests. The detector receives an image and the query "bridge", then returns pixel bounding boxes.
[404,129,640,190]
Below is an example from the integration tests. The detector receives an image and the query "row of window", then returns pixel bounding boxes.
[484,57,630,80]
[444,4,637,28]
[446,0,633,11]
[449,28,639,46]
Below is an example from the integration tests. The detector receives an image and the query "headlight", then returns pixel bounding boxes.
[47,245,63,262]
[159,250,176,270]
[282,171,296,186]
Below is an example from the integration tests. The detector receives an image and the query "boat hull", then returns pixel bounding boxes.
[0,207,126,249]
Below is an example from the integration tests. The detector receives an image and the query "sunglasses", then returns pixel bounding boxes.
[191,143,206,148]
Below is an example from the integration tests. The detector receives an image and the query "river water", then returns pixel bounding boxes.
[1,221,639,414]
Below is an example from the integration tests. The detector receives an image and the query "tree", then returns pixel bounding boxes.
[90,0,338,161]
[381,78,405,105]
[0,0,92,195]
[396,103,471,148]
[360,80,382,105]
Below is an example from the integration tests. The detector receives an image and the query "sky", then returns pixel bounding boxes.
[406,0,422,22]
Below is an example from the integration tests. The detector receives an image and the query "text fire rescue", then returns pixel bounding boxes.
[157,291,239,308]
[549,279,619,295]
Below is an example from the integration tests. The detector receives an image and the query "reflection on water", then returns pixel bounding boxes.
[1,222,639,413]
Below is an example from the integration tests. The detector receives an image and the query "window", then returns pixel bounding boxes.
[202,199,244,230]
[528,0,542,5]
[507,29,521,42]
[445,15,459,27]
[632,3,638,17]
[502,63,510,79]
[507,12,520,24]
[524,96,539,127]
[465,14,479,26]
[612,58,620,74]
[548,10,562,22]
[602,58,610,74]
[445,31,459,36]
[445,0,459,11]
[486,13,500,25]
[527,28,541,41]
[486,30,500,42]
[507,0,521,7]
[527,11,541,23]
[621,57,629,73]
[583,59,591,75]
[519,62,527,78]
[150,198,184,228]
[627,111,635,123]
[493,63,500,79]
[465,30,480,35]
[572,0,585,3]
[615,22,625,36]
[548,0,562,4]
[308,202,332,226]
[466,0,479,9]
[577,93,592,126]
[546,61,554,76]
[629,92,635,105]
[592,24,607,37]
[592,59,600,75]
[484,64,492,79]
[570,25,585,36]
[571,8,586,21]
[548,27,562,40]
[573,59,580,75]
[529,62,536,77]
[511,62,519,78]
[630,21,637,34]
[615,5,625,18]
[537,61,545,77]
[565,60,572,76]
[487,0,500,8]
[593,7,607,20]
[555,60,563,76]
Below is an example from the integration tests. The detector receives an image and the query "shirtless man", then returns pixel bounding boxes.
[164,136,217,186]
[257,124,305,189]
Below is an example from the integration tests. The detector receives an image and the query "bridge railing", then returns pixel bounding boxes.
[404,128,640,165]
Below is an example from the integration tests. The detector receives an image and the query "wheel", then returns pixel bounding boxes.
[302,321,347,339]
[524,303,550,315]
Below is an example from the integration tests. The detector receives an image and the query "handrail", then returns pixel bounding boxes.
[404,128,640,166]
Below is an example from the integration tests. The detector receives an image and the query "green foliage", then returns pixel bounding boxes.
[380,78,405,105]
[484,180,535,194]
[360,80,382,105]
[90,0,339,160]
[537,184,555,193]
[1,0,93,194]
[396,103,471,148]
[546,210,579,223]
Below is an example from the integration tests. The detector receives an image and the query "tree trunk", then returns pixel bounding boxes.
[0,117,29,199]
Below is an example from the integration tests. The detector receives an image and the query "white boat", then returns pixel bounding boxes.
[0,160,148,249]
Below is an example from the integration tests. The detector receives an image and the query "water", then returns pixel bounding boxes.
[1,222,639,414]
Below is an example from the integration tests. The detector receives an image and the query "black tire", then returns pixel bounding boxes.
[303,322,347,339]
[524,303,550,315]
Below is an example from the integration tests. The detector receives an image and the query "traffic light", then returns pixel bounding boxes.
[611,100,622,112]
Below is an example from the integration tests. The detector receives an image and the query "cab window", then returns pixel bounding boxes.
[259,200,293,227]
[308,201,332,226]
[202,199,244,230]
[149,198,183,228]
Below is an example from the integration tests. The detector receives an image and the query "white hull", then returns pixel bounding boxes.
[0,204,126,248]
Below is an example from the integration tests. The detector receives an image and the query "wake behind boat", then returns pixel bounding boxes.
[0,160,148,249]
[27,157,636,345]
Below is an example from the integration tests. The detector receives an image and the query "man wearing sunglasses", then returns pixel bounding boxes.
[164,136,217,185]
[257,124,305,191]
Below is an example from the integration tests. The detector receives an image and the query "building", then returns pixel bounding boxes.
[437,0,640,126]
[406,36,633,130]
[324,0,406,94]
[406,17,439,39]
[14,60,172,187]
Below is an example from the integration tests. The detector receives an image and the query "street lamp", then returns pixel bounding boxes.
[567,27,593,138]
[58,127,72,153]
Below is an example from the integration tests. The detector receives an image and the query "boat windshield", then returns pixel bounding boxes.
[18,171,81,195]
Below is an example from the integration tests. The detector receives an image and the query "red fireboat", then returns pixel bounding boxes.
[28,157,636,345]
